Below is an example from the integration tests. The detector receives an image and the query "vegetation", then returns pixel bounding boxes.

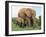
[12,16,41,31]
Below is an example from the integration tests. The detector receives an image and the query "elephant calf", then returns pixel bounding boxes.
[16,17,25,27]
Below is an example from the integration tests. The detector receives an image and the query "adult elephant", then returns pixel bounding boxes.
[18,8,36,27]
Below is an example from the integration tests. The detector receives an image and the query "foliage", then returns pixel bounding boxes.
[12,16,41,31]
[12,18,16,24]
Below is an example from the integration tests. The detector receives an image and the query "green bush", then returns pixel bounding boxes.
[12,18,16,24]
[12,16,41,31]
[39,16,41,26]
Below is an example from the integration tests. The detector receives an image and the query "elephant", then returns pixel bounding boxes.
[18,8,36,26]
[16,17,25,27]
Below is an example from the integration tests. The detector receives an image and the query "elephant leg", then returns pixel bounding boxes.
[26,18,31,27]
[25,20,28,26]
[21,18,25,28]
[28,20,31,27]
[30,17,35,26]
[31,19,33,26]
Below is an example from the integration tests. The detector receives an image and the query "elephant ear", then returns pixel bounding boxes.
[18,8,26,18]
